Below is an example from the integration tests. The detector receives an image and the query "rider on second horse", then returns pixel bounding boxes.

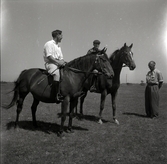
[43,30,66,103]
[87,40,101,55]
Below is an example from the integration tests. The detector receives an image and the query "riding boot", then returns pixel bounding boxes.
[53,81,64,103]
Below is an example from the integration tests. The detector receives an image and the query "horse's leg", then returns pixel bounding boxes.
[58,96,70,137]
[15,93,28,128]
[67,99,78,133]
[31,97,39,128]
[75,98,79,116]
[111,92,119,125]
[98,90,107,124]
[79,91,88,116]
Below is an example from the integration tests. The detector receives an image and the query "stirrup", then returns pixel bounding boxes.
[54,94,64,104]
[57,93,64,101]
[90,86,97,92]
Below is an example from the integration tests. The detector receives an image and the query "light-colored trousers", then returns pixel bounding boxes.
[45,63,60,81]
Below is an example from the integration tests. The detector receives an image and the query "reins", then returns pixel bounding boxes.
[37,54,105,85]
[65,66,100,74]
[37,65,101,85]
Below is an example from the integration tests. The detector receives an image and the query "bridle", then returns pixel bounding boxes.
[113,49,133,69]
[66,54,106,75]
[94,54,108,75]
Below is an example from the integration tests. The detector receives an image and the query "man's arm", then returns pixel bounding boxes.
[158,81,163,89]
[157,71,163,89]
[47,56,65,66]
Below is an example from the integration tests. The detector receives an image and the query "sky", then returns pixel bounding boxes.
[1,0,167,83]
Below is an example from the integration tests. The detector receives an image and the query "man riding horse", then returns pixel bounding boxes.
[43,30,66,103]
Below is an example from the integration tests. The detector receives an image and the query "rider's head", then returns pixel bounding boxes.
[52,30,63,43]
[93,40,100,50]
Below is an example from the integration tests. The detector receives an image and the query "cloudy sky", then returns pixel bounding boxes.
[1,0,167,83]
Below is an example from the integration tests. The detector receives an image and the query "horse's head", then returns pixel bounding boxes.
[119,43,136,70]
[94,48,114,78]
[66,49,114,78]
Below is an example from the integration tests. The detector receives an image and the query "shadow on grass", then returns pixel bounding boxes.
[123,112,147,118]
[6,120,88,135]
[57,113,109,123]
[82,115,109,123]
[73,113,109,123]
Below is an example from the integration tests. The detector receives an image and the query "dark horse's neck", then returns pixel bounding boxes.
[66,54,96,72]
[109,50,123,83]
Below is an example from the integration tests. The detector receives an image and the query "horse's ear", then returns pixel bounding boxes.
[104,47,107,52]
[101,47,107,53]
[129,43,133,49]
[124,43,126,47]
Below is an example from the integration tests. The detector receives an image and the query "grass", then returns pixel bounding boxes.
[1,83,167,164]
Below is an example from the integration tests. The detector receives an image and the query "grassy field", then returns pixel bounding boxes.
[1,83,167,164]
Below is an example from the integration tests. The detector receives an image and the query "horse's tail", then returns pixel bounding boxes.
[2,70,26,109]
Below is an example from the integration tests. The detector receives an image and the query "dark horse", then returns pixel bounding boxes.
[3,49,114,137]
[76,43,136,124]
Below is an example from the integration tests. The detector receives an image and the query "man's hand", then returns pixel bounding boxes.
[58,59,67,68]
[158,82,163,89]
[58,59,65,66]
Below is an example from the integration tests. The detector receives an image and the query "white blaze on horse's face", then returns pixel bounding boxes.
[126,49,136,70]
[129,51,133,60]
[121,47,136,70]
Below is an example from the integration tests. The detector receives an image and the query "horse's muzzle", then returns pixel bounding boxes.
[129,65,136,70]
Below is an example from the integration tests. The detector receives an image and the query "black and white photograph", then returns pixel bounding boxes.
[1,0,167,163]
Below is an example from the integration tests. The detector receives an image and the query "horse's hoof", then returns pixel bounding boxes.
[98,119,103,124]
[66,129,74,133]
[77,114,83,121]
[114,119,119,125]
[57,131,65,138]
[80,113,84,117]
[59,135,66,139]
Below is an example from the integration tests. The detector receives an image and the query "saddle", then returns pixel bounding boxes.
[40,68,64,84]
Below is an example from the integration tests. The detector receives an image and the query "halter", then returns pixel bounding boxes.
[113,49,133,69]
[66,54,105,74]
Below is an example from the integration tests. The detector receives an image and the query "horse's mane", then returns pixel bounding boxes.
[66,53,96,70]
[109,49,120,63]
